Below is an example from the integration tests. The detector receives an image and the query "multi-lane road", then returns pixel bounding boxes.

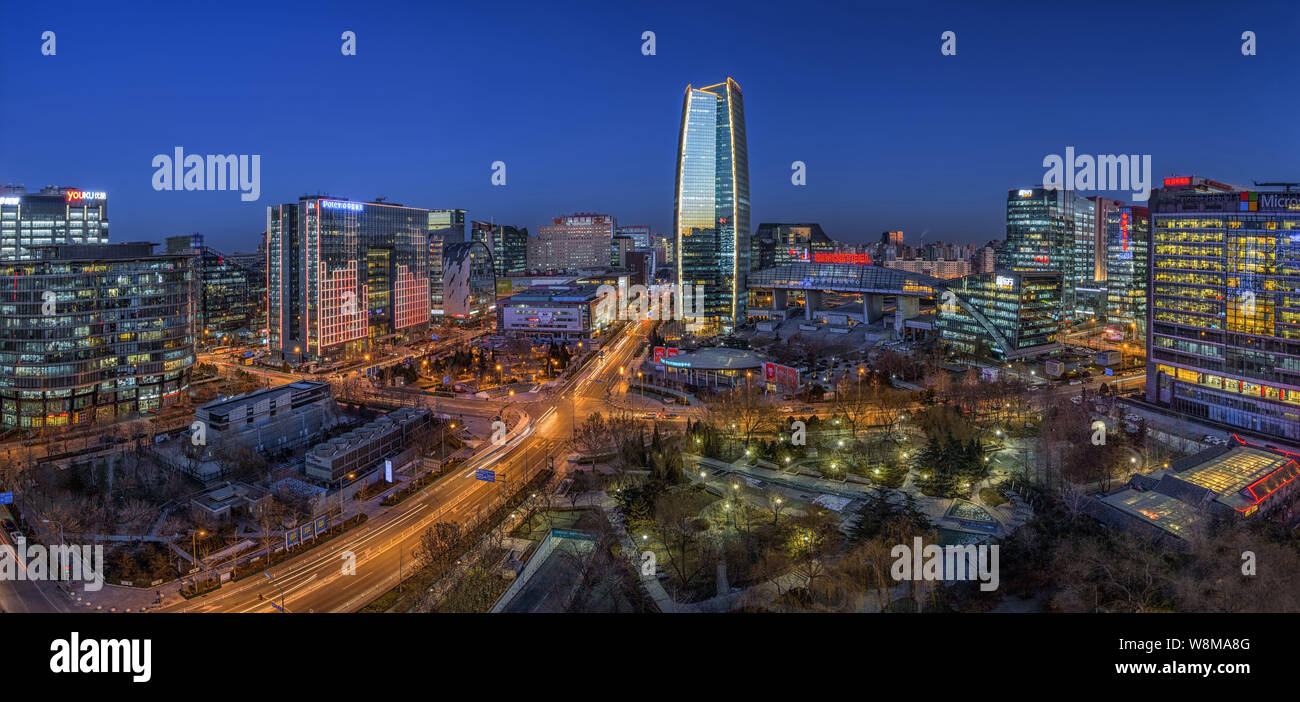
[157,321,648,613]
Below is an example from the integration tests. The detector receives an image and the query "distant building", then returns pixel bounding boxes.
[0,242,195,428]
[0,185,109,260]
[750,223,833,271]
[531,213,616,273]
[616,224,651,248]
[166,234,255,343]
[884,258,970,279]
[610,235,635,268]
[472,221,528,277]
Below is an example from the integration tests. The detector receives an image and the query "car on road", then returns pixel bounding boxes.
[798,406,814,413]
[663,413,680,419]
[640,412,658,419]
[1070,396,1082,405]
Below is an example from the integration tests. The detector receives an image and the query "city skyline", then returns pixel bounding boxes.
[3,1,1296,253]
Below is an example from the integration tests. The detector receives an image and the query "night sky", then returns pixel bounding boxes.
[1,0,1297,252]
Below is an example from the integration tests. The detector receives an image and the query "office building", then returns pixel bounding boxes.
[1104,205,1149,342]
[428,209,467,313]
[531,213,616,273]
[471,220,527,278]
[192,380,339,460]
[674,77,750,331]
[617,224,651,248]
[610,235,635,268]
[439,241,496,324]
[750,223,833,271]
[0,185,109,260]
[166,234,256,343]
[935,271,1063,361]
[1089,197,1123,282]
[0,242,195,428]
[496,284,610,340]
[1146,178,1300,441]
[267,196,433,365]
[1000,187,1097,320]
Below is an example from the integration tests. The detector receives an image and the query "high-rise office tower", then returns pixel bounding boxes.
[166,234,255,342]
[1000,187,1096,320]
[471,221,528,277]
[1146,176,1300,441]
[1089,197,1123,282]
[616,225,651,249]
[1104,205,1148,343]
[267,196,432,365]
[674,77,750,331]
[429,209,467,316]
[0,185,109,260]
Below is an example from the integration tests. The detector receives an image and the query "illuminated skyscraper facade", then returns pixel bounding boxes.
[268,196,432,365]
[674,77,750,332]
[1146,178,1300,440]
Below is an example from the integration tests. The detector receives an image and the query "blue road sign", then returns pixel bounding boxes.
[475,469,496,483]
[1105,368,1114,376]
[270,602,287,613]
[0,492,12,505]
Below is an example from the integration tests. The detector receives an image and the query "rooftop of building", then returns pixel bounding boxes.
[1096,488,1204,539]
[26,242,185,261]
[661,347,767,371]
[198,380,330,414]
[308,407,428,460]
[500,284,604,303]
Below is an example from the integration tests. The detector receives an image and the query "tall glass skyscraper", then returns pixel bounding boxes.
[1000,187,1096,321]
[674,77,750,332]
[1104,205,1149,342]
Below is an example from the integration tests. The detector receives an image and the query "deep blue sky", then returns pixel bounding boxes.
[2,0,1297,253]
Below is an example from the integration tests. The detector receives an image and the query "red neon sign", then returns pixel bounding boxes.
[812,252,872,265]
[1163,176,1191,187]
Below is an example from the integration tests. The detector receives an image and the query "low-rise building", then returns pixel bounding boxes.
[194,380,340,457]
[496,284,609,340]
[305,407,432,483]
[1090,438,1300,543]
